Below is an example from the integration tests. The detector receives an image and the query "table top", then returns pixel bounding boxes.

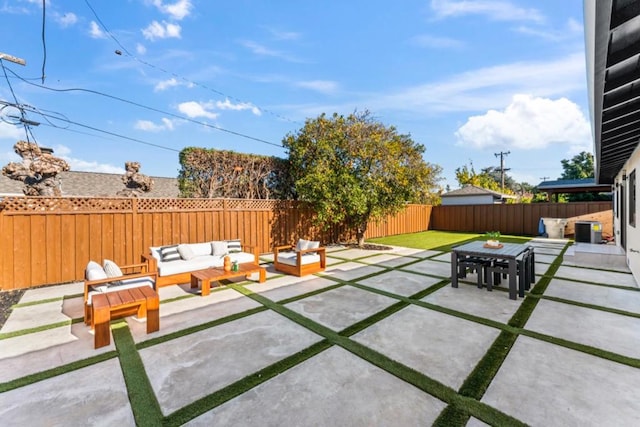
[191,262,263,280]
[452,241,531,259]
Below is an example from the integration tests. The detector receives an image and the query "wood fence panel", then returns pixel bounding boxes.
[60,215,77,282]
[45,214,62,283]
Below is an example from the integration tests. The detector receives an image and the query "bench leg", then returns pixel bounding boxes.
[146,294,160,334]
[93,305,111,349]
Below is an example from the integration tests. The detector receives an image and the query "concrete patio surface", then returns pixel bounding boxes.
[1,239,639,426]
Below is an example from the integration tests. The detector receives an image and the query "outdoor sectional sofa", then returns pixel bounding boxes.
[142,240,259,287]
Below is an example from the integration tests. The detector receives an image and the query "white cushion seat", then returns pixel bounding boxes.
[275,252,322,266]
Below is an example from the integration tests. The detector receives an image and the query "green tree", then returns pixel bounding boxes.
[560,151,594,179]
[455,162,503,192]
[283,111,442,247]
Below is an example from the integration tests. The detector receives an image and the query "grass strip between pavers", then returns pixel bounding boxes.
[536,294,640,319]
[111,320,163,427]
[0,317,84,340]
[9,292,84,309]
[0,350,117,393]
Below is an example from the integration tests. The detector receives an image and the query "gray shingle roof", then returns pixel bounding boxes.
[441,185,515,199]
[0,171,179,197]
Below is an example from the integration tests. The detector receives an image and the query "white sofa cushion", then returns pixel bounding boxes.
[154,251,256,276]
[226,239,242,253]
[189,242,213,257]
[277,252,321,266]
[211,241,228,256]
[177,244,196,260]
[86,261,107,280]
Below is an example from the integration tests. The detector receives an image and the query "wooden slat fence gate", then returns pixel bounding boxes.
[0,197,432,289]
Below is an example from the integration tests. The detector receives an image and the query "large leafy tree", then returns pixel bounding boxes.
[455,163,503,192]
[560,151,594,179]
[284,111,442,247]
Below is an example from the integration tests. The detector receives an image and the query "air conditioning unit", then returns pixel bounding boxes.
[575,221,602,243]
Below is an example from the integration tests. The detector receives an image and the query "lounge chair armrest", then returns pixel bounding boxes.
[119,262,149,273]
[141,252,158,272]
[241,244,259,264]
[84,272,158,301]
[298,247,325,255]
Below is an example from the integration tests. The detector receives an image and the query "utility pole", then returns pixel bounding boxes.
[540,176,549,182]
[494,151,510,191]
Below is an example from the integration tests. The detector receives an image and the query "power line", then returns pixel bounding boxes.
[6,68,284,148]
[82,0,300,125]
[1,60,32,142]
[40,0,47,83]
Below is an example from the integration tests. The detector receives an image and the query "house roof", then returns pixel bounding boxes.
[585,0,640,184]
[0,171,180,198]
[537,178,612,193]
[441,185,516,200]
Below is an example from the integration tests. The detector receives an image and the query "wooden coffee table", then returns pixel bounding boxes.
[190,262,266,296]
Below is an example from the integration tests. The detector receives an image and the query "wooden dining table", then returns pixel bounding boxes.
[450,241,532,300]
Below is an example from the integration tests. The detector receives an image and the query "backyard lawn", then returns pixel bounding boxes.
[368,230,531,252]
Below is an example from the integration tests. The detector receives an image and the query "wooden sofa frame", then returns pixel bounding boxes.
[273,245,326,277]
[141,244,259,287]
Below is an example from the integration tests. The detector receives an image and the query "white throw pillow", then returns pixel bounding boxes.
[211,241,228,256]
[103,259,123,277]
[86,261,107,280]
[296,239,311,251]
[177,244,196,260]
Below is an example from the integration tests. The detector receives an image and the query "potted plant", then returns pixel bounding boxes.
[485,231,501,247]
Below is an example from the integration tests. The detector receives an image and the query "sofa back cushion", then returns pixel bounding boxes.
[86,260,107,280]
[159,245,180,262]
[189,242,213,257]
[177,244,196,260]
[226,239,242,253]
[211,241,228,256]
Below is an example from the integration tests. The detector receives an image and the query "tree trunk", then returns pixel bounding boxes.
[355,222,368,247]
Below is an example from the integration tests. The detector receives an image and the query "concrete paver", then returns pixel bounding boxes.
[352,305,501,390]
[482,336,640,426]
[555,265,637,286]
[357,253,420,268]
[403,259,452,278]
[546,278,640,313]
[186,346,447,426]
[140,310,323,415]
[246,276,337,302]
[357,270,441,296]
[322,261,387,281]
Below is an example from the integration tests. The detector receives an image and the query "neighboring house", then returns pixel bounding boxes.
[585,0,640,281]
[440,185,516,206]
[0,170,179,198]
[537,178,612,202]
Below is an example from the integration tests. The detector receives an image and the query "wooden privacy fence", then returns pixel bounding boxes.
[430,202,613,237]
[0,197,432,290]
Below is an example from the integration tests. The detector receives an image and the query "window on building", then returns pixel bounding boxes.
[630,170,636,227]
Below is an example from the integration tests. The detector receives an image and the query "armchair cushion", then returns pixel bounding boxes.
[86,261,107,281]
[276,252,322,266]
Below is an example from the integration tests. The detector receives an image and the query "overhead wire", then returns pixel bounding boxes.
[40,0,47,83]
[1,60,32,142]
[6,68,283,148]
[82,0,300,125]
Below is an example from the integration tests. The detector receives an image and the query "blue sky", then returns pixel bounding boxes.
[0,0,590,190]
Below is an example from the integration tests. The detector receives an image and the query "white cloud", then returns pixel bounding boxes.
[134,118,176,132]
[515,18,584,42]
[136,43,147,55]
[0,122,24,141]
[367,52,586,114]
[265,27,301,41]
[89,21,106,39]
[142,20,182,41]
[48,144,124,174]
[239,40,303,62]
[295,80,339,95]
[55,12,77,28]
[430,0,544,23]
[155,78,180,91]
[215,99,261,116]
[411,34,464,49]
[150,0,192,20]
[178,101,218,120]
[454,94,592,152]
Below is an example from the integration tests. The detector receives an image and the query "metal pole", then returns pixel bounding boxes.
[0,52,26,66]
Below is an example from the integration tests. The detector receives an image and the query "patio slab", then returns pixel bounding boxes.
[525,299,640,359]
[246,276,337,302]
[322,261,387,281]
[352,305,501,390]
[423,284,523,323]
[17,281,83,303]
[1,299,74,333]
[140,310,323,415]
[482,336,640,426]
[554,265,637,287]
[186,346,447,426]
[0,358,135,426]
[285,285,397,331]
[357,253,421,268]
[545,278,640,313]
[357,270,441,296]
[403,259,451,279]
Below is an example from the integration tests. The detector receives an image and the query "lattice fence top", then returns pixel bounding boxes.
[0,196,298,213]
[0,196,134,213]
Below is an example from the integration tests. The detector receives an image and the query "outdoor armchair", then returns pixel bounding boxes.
[273,238,326,277]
